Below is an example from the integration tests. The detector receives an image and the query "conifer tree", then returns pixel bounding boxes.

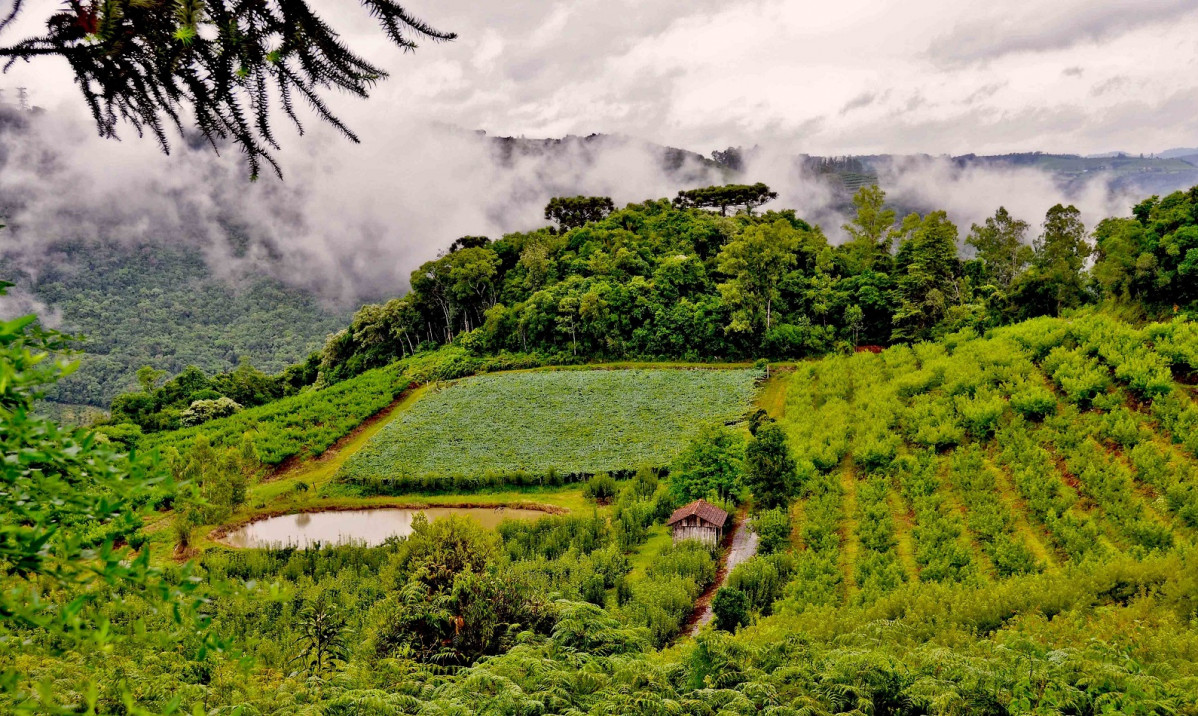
[0,1,454,178]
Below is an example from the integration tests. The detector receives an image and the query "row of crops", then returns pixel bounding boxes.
[772,313,1198,611]
[141,363,412,465]
[337,368,762,490]
[139,347,552,467]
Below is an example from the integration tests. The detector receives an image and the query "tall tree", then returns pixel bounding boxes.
[0,2,453,178]
[966,207,1032,289]
[717,220,801,334]
[669,426,745,504]
[1090,217,1153,302]
[841,185,896,272]
[1031,204,1092,315]
[544,196,616,231]
[674,183,778,216]
[891,211,961,342]
[742,423,796,509]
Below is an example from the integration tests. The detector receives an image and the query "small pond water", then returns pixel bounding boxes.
[219,507,547,548]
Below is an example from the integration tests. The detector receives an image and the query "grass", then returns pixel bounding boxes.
[888,488,920,583]
[838,466,860,598]
[756,369,791,419]
[338,368,761,481]
[625,524,675,585]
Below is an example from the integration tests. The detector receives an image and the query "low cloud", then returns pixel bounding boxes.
[0,105,728,309]
[0,99,1190,321]
[926,0,1198,65]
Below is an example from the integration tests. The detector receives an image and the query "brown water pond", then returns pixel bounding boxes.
[218,506,548,548]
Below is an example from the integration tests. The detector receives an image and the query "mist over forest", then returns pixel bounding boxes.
[7,2,1198,713]
[2,97,1192,313]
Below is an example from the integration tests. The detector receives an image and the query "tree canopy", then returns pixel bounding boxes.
[545,196,616,231]
[674,182,778,216]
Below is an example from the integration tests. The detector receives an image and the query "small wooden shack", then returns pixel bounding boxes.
[667,499,729,546]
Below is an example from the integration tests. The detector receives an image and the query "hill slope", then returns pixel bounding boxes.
[0,240,348,409]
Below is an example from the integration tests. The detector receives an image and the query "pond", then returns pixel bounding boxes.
[218,506,548,548]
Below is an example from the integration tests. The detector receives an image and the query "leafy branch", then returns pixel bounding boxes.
[0,1,454,178]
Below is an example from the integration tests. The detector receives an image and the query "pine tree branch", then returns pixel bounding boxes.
[0,1,455,179]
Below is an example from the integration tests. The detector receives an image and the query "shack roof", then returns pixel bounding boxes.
[666,499,729,528]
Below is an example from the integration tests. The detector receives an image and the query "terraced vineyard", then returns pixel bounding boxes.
[775,314,1198,609]
[337,368,761,489]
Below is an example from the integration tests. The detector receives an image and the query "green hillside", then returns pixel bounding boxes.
[778,313,1198,610]
[0,240,347,409]
[8,180,1198,714]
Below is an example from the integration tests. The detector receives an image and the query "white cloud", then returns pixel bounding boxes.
[4,0,1194,156]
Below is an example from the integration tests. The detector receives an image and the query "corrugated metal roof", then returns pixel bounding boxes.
[666,499,729,528]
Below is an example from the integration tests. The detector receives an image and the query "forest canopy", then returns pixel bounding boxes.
[102,182,1198,433]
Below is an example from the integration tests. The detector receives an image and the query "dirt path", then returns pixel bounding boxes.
[685,509,759,635]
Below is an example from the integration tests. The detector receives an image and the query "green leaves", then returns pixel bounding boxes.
[1,0,456,178]
[338,368,759,482]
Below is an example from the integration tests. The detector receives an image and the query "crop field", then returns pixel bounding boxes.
[337,368,760,485]
[142,362,412,465]
[776,314,1198,609]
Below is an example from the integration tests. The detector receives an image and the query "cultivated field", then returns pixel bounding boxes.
[337,368,761,483]
[775,314,1198,609]
[142,362,412,465]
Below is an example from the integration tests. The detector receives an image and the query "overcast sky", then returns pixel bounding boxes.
[4,0,1198,157]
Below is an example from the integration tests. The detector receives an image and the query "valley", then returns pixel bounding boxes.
[5,181,1198,713]
[6,3,1198,712]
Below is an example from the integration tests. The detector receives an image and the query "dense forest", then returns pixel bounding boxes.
[0,240,347,411]
[5,181,1198,714]
[102,181,1198,436]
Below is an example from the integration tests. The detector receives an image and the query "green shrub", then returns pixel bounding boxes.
[1009,383,1057,419]
[751,507,791,555]
[725,554,793,615]
[711,587,749,631]
[582,474,619,502]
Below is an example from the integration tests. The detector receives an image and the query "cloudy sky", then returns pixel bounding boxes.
[1,0,1196,309]
[5,0,1198,157]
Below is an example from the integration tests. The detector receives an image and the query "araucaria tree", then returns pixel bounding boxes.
[0,1,454,177]
[717,219,801,333]
[674,183,778,216]
[545,196,616,231]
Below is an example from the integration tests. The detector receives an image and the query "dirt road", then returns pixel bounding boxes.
[686,511,759,635]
